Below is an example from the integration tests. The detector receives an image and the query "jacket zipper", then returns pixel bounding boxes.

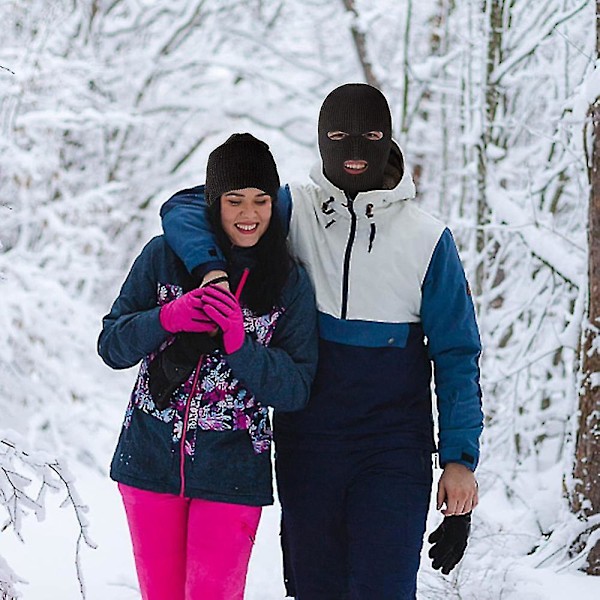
[179,355,204,497]
[341,195,357,319]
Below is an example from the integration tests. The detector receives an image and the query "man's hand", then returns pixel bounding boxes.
[436,462,478,516]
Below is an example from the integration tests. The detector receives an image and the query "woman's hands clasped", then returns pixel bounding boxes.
[159,284,245,354]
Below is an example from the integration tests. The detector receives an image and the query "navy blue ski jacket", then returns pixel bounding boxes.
[98,236,318,505]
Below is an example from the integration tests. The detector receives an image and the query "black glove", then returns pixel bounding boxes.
[148,332,221,410]
[428,513,471,575]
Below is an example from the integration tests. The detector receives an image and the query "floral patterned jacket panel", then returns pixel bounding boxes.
[124,282,284,455]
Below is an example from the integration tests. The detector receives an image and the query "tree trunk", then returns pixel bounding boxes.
[400,0,413,136]
[341,0,380,88]
[570,0,600,575]
[475,0,503,307]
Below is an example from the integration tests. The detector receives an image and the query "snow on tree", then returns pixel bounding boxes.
[1,0,599,596]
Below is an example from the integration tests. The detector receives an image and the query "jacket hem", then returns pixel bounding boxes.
[111,473,273,506]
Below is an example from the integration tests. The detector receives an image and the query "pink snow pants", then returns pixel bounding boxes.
[118,483,262,600]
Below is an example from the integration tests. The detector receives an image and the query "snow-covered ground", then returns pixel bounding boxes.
[5,465,600,599]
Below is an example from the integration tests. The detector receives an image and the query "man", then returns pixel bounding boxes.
[160,83,483,599]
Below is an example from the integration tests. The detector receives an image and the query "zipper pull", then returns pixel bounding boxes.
[235,267,250,301]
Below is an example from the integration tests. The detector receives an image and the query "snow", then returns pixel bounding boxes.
[2,0,600,598]
[4,460,600,598]
[486,187,584,287]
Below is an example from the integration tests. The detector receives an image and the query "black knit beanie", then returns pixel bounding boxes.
[205,133,280,206]
[318,83,392,194]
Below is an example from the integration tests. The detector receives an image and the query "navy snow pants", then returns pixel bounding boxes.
[275,446,432,600]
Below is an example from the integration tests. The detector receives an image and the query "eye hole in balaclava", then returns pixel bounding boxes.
[318,83,393,196]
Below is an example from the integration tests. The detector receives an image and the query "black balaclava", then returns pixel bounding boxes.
[318,83,393,195]
[205,133,280,206]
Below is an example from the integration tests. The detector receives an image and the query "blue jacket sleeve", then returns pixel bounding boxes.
[225,265,318,412]
[160,184,293,278]
[97,237,171,370]
[421,228,483,470]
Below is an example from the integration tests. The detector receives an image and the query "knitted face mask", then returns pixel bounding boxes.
[318,84,392,195]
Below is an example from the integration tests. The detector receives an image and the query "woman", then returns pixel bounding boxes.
[97,133,318,600]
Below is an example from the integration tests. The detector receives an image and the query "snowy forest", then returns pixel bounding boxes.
[1,0,600,598]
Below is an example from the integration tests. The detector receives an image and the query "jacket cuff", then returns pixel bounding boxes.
[439,446,479,471]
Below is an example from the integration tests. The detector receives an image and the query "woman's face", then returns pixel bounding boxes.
[220,187,273,247]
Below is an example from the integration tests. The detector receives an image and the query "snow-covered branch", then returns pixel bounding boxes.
[487,192,584,287]
[0,434,96,599]
[491,1,590,85]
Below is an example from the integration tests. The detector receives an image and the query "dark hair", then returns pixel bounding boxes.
[208,197,292,314]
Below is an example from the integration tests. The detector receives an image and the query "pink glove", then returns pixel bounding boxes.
[201,285,245,354]
[159,288,216,334]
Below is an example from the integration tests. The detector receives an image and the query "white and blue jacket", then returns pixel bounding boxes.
[161,144,483,470]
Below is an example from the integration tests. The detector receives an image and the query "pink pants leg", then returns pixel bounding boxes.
[185,498,262,598]
[118,484,261,600]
